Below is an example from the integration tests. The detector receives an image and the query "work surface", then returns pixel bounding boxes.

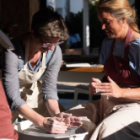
[59,64,104,83]
[15,120,88,140]
[60,64,104,73]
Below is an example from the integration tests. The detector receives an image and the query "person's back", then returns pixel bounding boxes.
[0,81,18,140]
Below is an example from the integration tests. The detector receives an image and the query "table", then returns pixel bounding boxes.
[60,64,104,73]
[58,65,104,83]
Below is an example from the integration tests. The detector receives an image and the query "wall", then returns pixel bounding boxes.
[29,0,40,31]
[0,0,40,38]
[0,0,40,69]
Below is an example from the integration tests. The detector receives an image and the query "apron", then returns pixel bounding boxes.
[103,27,140,87]
[67,27,140,140]
[12,39,65,122]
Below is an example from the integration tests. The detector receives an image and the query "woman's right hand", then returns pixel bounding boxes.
[43,117,68,134]
[89,78,101,96]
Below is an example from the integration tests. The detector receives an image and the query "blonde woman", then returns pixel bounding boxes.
[66,0,140,139]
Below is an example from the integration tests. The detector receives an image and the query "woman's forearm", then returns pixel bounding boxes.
[121,87,140,100]
[18,103,68,134]
[17,104,46,128]
[45,99,60,116]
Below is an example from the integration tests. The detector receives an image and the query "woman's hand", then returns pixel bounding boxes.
[43,117,68,134]
[96,76,124,98]
[55,112,83,128]
[18,104,68,134]
[89,78,101,95]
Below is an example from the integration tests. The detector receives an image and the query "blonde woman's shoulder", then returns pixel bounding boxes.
[131,30,140,41]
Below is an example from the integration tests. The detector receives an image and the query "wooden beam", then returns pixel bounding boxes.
[60,65,104,73]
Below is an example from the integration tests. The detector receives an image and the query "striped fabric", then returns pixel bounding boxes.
[27,55,42,72]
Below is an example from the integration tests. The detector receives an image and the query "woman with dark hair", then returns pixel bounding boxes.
[2,6,82,134]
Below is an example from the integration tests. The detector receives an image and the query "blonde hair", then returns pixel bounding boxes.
[97,0,139,33]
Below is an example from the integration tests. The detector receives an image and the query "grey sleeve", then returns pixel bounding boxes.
[42,46,62,101]
[2,49,26,111]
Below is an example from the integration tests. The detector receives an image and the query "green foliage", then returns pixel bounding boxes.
[65,1,106,52]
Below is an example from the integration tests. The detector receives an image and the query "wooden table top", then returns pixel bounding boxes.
[60,65,104,73]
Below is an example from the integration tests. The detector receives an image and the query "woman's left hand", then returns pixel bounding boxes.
[55,112,83,128]
[96,76,124,98]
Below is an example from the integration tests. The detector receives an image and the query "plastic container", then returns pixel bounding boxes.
[14,120,88,140]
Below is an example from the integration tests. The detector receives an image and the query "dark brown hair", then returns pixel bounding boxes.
[31,6,69,40]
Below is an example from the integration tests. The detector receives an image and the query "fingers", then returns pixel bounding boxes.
[102,93,112,96]
[55,113,82,128]
[61,114,82,128]
[89,78,102,96]
[43,118,68,134]
[89,84,96,95]
[70,116,81,123]
[59,112,72,118]
[89,82,97,95]
[107,76,114,83]
[49,112,83,130]
[56,114,83,128]
[89,82,110,95]
[91,78,101,83]
[57,113,72,126]
[95,83,112,93]
[89,77,119,98]
[68,116,83,128]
